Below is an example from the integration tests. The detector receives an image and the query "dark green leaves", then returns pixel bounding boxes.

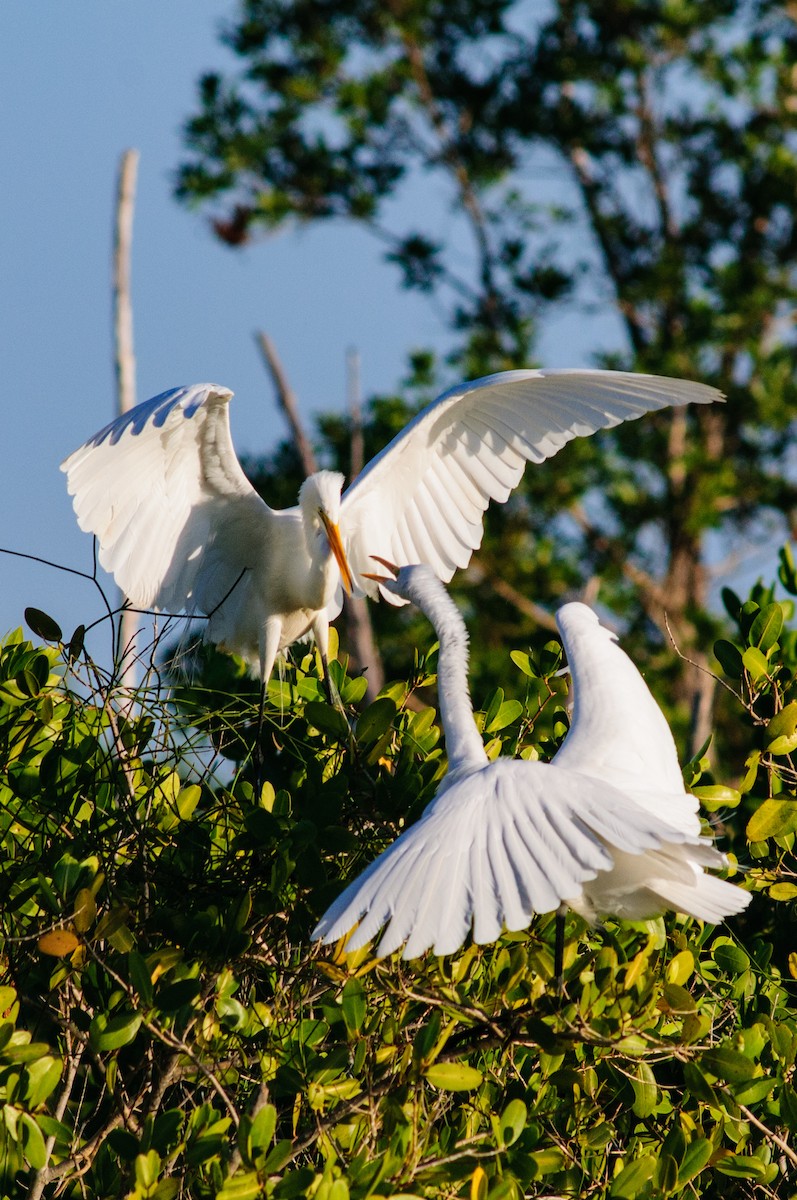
[25,607,62,643]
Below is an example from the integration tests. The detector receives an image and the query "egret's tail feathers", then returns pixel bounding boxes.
[645,867,751,924]
[579,844,750,923]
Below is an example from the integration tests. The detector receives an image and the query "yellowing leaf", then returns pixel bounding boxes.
[747,798,797,841]
[666,950,694,986]
[768,882,797,901]
[470,1166,487,1200]
[37,929,80,957]
[73,887,96,933]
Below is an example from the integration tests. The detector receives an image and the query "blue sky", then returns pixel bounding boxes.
[1,3,457,659]
[1,3,778,668]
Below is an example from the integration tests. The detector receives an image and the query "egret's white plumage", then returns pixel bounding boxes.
[62,370,721,681]
[312,564,748,959]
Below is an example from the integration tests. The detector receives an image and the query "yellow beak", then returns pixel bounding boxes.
[361,555,400,584]
[320,512,354,595]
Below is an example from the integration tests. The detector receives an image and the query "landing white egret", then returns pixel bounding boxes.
[312,561,749,961]
[62,370,721,689]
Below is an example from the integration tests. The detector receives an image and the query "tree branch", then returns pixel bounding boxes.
[255,331,318,477]
[113,149,140,695]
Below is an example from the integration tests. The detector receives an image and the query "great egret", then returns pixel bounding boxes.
[312,562,749,962]
[62,370,721,688]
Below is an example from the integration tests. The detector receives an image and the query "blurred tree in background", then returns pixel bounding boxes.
[176,0,797,750]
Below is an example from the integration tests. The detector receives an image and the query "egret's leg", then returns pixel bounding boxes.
[554,905,567,994]
[255,618,282,794]
[312,617,341,709]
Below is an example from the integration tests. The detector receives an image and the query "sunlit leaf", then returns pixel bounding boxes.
[425,1062,483,1091]
[37,929,80,957]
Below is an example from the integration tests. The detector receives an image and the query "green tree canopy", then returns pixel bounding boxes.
[176,0,797,748]
[0,561,795,1198]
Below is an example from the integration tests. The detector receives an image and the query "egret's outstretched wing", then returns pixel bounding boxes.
[61,384,272,615]
[553,603,700,835]
[312,757,703,960]
[340,370,722,605]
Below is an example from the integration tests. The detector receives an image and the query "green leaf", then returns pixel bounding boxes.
[481,688,504,733]
[509,650,534,677]
[692,784,740,810]
[249,1103,277,1151]
[152,1182,179,1200]
[67,624,85,662]
[25,607,62,643]
[677,1138,712,1186]
[263,1139,295,1173]
[73,886,96,933]
[217,1173,264,1200]
[661,983,697,1013]
[177,784,201,821]
[746,798,797,841]
[713,639,743,677]
[748,602,783,651]
[24,1054,63,1106]
[89,1011,142,1052]
[767,732,797,756]
[701,1046,755,1083]
[157,978,202,1012]
[355,696,397,745]
[425,1062,483,1091]
[3,1039,55,1064]
[653,1153,678,1193]
[305,701,350,740]
[766,701,797,742]
[485,699,523,733]
[742,645,770,682]
[499,1098,528,1147]
[629,1061,658,1117]
[609,1155,656,1198]
[721,587,742,619]
[19,1112,47,1169]
[135,1149,161,1190]
[712,942,750,974]
[128,951,154,1006]
[341,978,366,1037]
[713,1153,769,1179]
[683,1062,720,1106]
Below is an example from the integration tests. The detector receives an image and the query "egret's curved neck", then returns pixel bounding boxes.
[411,581,488,774]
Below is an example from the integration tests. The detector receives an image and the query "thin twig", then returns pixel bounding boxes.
[737,1101,797,1170]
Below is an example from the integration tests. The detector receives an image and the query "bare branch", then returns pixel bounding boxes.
[344,345,385,698]
[113,149,140,694]
[566,142,647,354]
[467,563,559,633]
[255,331,318,477]
[347,346,364,479]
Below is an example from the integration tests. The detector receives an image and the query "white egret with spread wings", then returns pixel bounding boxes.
[62,370,721,690]
[312,562,749,963]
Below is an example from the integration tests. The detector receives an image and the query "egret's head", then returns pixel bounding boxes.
[299,470,353,593]
[362,557,441,606]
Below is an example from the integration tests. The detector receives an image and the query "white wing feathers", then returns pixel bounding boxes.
[341,370,722,606]
[61,384,271,615]
[554,603,700,834]
[312,758,703,960]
